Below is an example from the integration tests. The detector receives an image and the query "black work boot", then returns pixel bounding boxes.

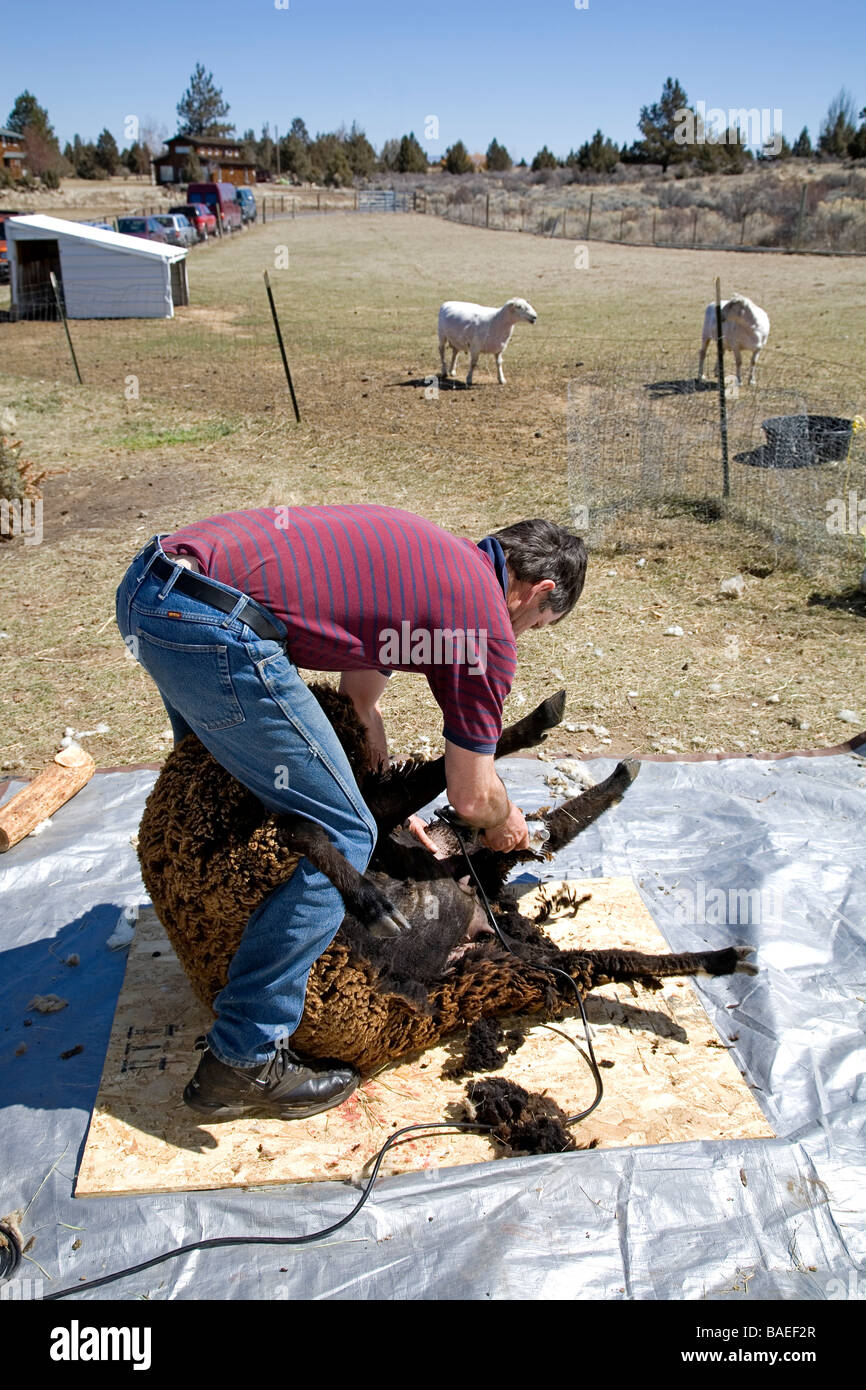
[183,1037,359,1120]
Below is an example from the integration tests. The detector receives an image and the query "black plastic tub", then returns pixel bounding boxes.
[759,415,854,469]
[806,415,854,462]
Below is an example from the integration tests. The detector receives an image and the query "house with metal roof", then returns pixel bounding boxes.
[4,214,189,319]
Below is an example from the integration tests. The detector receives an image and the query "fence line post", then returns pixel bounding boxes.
[740,212,747,245]
[795,184,806,251]
[652,212,657,245]
[585,191,594,240]
[619,207,624,241]
[264,270,301,424]
[262,198,266,224]
[714,276,730,499]
[692,209,698,247]
[49,271,83,384]
[317,191,321,211]
[486,193,490,228]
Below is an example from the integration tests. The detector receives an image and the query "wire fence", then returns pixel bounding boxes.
[414,185,866,256]
[567,346,865,582]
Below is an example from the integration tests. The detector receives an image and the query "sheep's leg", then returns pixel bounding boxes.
[494,689,567,757]
[495,353,506,385]
[732,345,743,386]
[698,337,709,380]
[276,815,412,937]
[364,691,567,836]
[748,347,760,386]
[466,351,479,386]
[573,944,757,988]
[438,339,449,378]
[542,757,641,852]
[448,347,459,378]
[447,757,642,904]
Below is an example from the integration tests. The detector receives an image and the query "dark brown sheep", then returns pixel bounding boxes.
[137,688,755,1074]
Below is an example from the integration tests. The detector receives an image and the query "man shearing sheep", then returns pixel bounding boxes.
[116,505,587,1120]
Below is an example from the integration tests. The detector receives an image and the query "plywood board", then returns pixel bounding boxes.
[75,879,773,1197]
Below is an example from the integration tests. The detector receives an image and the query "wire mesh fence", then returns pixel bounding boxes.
[567,348,865,582]
[415,183,866,256]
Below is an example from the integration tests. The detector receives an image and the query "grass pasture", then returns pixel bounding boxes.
[0,212,864,776]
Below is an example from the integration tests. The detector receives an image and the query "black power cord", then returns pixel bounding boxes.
[42,811,602,1301]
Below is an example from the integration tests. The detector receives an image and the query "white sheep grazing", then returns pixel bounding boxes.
[698,293,770,387]
[438,297,538,385]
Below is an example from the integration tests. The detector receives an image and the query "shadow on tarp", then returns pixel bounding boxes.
[0,905,129,1115]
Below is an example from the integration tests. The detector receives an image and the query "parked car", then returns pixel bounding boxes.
[152,214,197,249]
[187,182,243,233]
[0,209,24,283]
[117,215,171,244]
[235,187,257,224]
[169,202,217,241]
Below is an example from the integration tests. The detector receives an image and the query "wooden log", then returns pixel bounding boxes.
[0,745,96,852]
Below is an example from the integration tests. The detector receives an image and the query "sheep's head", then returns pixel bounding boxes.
[724,293,754,320]
[505,298,538,324]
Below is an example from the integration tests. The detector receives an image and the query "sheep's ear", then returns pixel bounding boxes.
[457,875,474,895]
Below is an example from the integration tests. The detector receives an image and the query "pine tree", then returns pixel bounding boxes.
[176,63,234,137]
[7,91,54,138]
[574,130,619,173]
[818,90,857,157]
[444,140,473,174]
[395,132,428,173]
[791,127,812,158]
[95,128,120,174]
[486,138,512,171]
[531,145,558,171]
[637,77,691,170]
[345,122,376,177]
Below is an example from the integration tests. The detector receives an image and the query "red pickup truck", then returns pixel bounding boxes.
[169,202,218,241]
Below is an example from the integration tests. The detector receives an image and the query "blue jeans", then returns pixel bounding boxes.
[115,537,377,1066]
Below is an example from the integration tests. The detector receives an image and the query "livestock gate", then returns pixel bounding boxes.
[357,189,411,213]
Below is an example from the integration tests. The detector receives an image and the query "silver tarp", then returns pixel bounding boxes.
[1,743,864,1302]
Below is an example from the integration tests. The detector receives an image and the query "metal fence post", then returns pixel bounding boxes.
[715,277,730,499]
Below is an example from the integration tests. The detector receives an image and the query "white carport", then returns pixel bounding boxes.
[4,214,189,319]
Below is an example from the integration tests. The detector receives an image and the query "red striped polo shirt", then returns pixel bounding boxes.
[161,505,517,754]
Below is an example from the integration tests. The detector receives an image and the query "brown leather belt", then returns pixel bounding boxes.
[151,554,284,642]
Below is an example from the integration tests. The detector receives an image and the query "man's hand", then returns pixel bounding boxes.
[405,814,448,858]
[481,801,530,852]
[444,740,530,853]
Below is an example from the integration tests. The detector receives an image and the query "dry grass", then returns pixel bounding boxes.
[0,214,863,776]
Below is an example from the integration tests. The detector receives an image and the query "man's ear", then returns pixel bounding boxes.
[532,579,556,601]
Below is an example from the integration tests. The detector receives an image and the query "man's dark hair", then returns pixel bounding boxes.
[491,519,587,617]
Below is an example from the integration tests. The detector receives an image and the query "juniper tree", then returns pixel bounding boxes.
[177,63,234,137]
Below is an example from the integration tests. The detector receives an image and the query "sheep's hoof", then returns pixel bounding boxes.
[533,689,567,740]
[734,946,758,976]
[367,905,413,939]
[617,756,641,785]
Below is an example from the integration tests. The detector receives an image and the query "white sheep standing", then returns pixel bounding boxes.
[698,293,770,387]
[438,297,538,385]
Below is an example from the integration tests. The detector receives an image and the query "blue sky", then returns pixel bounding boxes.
[4,0,864,159]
